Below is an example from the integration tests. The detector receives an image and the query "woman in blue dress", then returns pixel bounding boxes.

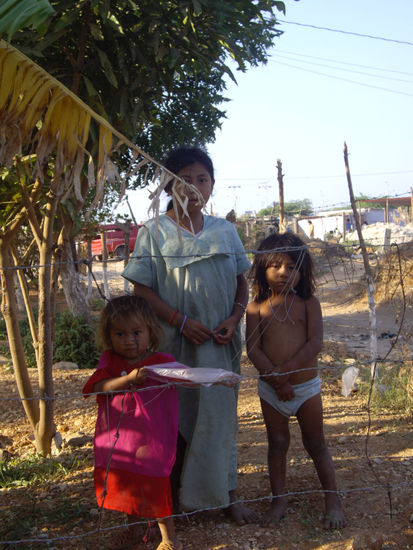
[122,146,256,524]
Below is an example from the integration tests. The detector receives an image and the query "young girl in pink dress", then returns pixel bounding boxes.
[83,295,182,550]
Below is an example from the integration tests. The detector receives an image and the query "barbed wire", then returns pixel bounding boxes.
[1,480,412,547]
[1,232,411,547]
[0,236,412,273]
[1,355,411,404]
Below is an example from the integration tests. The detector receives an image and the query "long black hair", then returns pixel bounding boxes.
[250,232,315,302]
[163,146,214,210]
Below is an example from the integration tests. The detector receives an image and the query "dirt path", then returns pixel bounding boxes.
[1,259,413,549]
[1,355,412,549]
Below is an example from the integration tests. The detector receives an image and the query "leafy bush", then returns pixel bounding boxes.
[0,453,81,488]
[0,311,99,369]
[361,362,413,417]
[53,311,99,369]
[0,316,37,368]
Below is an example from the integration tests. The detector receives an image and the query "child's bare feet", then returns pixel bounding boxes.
[226,490,258,525]
[323,496,346,529]
[226,501,258,525]
[261,497,288,526]
[156,540,183,550]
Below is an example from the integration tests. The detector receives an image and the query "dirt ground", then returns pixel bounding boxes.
[1,254,413,549]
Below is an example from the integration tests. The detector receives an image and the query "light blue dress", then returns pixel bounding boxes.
[122,214,250,510]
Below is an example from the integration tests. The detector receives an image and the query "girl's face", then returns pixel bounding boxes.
[265,253,300,294]
[173,162,214,213]
[109,316,151,363]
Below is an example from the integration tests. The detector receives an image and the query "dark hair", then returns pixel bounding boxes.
[96,295,162,351]
[163,146,214,195]
[249,232,315,301]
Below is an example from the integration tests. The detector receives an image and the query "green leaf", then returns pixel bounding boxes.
[82,75,99,97]
[0,0,54,40]
[89,22,104,41]
[97,48,119,88]
[192,0,202,16]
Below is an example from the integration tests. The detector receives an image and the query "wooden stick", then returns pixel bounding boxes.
[343,142,378,380]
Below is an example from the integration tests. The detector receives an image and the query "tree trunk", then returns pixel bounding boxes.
[11,244,40,366]
[87,240,93,303]
[277,159,286,232]
[60,238,91,321]
[101,230,110,299]
[122,225,130,293]
[0,237,40,432]
[33,191,60,456]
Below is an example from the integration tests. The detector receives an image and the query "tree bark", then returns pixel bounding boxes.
[60,238,91,321]
[0,236,40,431]
[277,158,285,232]
[101,230,110,299]
[35,194,58,456]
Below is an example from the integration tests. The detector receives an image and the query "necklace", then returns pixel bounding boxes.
[268,292,296,324]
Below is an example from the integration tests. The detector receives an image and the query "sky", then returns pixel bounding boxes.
[118,0,413,223]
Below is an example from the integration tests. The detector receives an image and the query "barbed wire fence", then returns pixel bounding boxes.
[0,239,412,548]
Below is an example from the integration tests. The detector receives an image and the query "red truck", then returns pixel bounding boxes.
[90,224,140,260]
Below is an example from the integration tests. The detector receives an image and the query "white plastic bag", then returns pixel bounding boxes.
[341,366,359,397]
[145,362,242,387]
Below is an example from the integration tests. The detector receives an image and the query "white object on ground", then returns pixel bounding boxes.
[341,366,360,397]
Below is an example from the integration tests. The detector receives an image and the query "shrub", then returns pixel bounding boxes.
[0,311,99,370]
[0,317,37,368]
[0,453,82,488]
[53,311,99,369]
[361,361,413,417]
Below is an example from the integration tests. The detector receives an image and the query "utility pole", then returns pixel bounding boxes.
[410,186,413,222]
[258,183,271,208]
[228,185,241,214]
[277,159,285,232]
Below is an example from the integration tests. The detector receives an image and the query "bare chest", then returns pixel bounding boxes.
[259,298,307,352]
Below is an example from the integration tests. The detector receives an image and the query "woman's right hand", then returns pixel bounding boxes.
[182,317,213,345]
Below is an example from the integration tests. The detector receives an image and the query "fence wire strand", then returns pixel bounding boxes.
[1,239,412,547]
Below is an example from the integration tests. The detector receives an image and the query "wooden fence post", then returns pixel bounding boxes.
[277,159,285,232]
[343,142,378,381]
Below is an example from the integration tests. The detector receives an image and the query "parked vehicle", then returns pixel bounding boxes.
[90,224,140,260]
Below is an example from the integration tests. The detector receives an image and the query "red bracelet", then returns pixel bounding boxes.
[168,310,178,325]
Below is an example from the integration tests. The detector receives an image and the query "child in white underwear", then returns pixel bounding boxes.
[246,232,345,530]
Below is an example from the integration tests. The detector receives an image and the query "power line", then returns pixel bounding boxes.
[272,52,413,85]
[216,171,413,182]
[276,49,413,77]
[279,20,413,47]
[271,59,413,98]
[285,171,413,181]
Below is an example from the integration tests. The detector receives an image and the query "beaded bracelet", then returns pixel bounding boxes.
[234,301,246,313]
[179,314,188,334]
[168,310,178,325]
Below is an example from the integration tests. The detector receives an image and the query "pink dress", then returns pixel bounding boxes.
[83,351,178,518]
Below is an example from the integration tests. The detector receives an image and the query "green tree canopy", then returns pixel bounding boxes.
[355,194,387,209]
[0,0,289,457]
[0,0,54,39]
[257,198,313,217]
[9,0,286,168]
